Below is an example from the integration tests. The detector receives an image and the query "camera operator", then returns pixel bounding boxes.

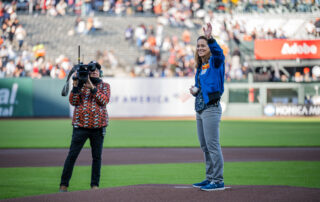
[59,62,110,192]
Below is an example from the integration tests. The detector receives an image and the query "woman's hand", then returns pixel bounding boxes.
[85,76,95,90]
[189,86,199,96]
[73,79,78,87]
[189,87,194,95]
[72,73,78,87]
[203,23,212,39]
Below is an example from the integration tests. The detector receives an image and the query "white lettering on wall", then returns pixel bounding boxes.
[274,105,320,116]
[0,83,18,116]
[281,43,317,55]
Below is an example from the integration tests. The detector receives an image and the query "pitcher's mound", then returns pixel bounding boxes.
[3,184,320,202]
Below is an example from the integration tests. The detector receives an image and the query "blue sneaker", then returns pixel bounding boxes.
[192,179,211,188]
[200,182,225,191]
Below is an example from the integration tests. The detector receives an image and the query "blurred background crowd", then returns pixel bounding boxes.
[0,0,319,82]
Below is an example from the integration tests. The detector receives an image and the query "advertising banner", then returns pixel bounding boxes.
[254,39,320,60]
[264,104,320,116]
[0,78,33,117]
[102,78,195,117]
[33,79,69,117]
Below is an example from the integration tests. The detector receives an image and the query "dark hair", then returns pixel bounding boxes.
[197,36,208,42]
[195,36,211,69]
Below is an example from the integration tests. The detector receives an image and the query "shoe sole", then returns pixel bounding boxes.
[192,185,202,188]
[193,184,211,188]
[59,190,67,192]
[201,187,225,191]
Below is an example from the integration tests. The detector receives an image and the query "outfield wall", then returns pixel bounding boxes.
[1,78,319,118]
[0,78,69,117]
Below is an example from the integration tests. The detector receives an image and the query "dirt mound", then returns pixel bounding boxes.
[2,184,320,202]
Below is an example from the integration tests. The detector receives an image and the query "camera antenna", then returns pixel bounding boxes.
[78,45,81,64]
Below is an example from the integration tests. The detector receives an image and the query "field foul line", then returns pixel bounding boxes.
[173,186,231,189]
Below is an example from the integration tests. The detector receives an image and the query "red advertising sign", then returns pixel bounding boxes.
[254,39,320,60]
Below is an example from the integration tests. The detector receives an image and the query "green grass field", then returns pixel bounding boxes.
[0,119,320,148]
[0,118,319,199]
[1,161,320,199]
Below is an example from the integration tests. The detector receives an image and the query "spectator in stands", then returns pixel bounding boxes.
[254,67,272,82]
[56,0,68,16]
[32,44,45,60]
[241,62,251,80]
[303,67,311,82]
[190,23,225,191]
[0,45,9,66]
[276,28,287,39]
[294,71,303,82]
[31,61,42,79]
[230,48,241,80]
[161,36,172,52]
[281,74,289,82]
[7,21,16,45]
[182,29,191,45]
[155,22,163,46]
[124,25,134,43]
[14,24,26,50]
[134,24,147,49]
[59,62,111,192]
[86,17,95,34]
[115,0,126,16]
[315,18,320,37]
[75,16,86,34]
[5,59,15,77]
[47,1,58,17]
[14,57,25,77]
[305,20,316,38]
[305,95,313,105]
[0,66,5,78]
[83,0,93,16]
[134,55,147,76]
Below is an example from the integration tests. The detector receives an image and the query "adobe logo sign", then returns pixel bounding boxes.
[255,39,320,60]
[281,43,317,55]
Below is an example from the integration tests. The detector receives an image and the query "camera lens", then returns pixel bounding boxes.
[89,64,96,72]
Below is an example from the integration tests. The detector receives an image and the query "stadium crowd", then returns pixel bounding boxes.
[0,2,71,79]
[0,0,320,82]
[12,0,320,15]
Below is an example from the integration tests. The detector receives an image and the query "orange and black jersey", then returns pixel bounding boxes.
[69,81,110,128]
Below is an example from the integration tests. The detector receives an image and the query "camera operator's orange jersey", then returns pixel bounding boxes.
[69,81,110,128]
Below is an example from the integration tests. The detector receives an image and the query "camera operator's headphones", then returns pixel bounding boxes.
[88,61,103,77]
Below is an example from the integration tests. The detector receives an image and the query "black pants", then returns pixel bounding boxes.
[60,127,105,187]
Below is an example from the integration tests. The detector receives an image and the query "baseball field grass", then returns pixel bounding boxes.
[1,161,320,199]
[0,118,319,199]
[0,118,320,148]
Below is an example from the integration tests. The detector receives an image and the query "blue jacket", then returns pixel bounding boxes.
[195,39,225,104]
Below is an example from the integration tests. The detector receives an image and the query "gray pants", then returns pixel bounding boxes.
[196,104,224,183]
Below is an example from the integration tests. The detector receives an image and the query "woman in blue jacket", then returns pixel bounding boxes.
[189,23,225,191]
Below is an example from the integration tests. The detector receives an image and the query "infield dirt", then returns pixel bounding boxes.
[1,147,320,201]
